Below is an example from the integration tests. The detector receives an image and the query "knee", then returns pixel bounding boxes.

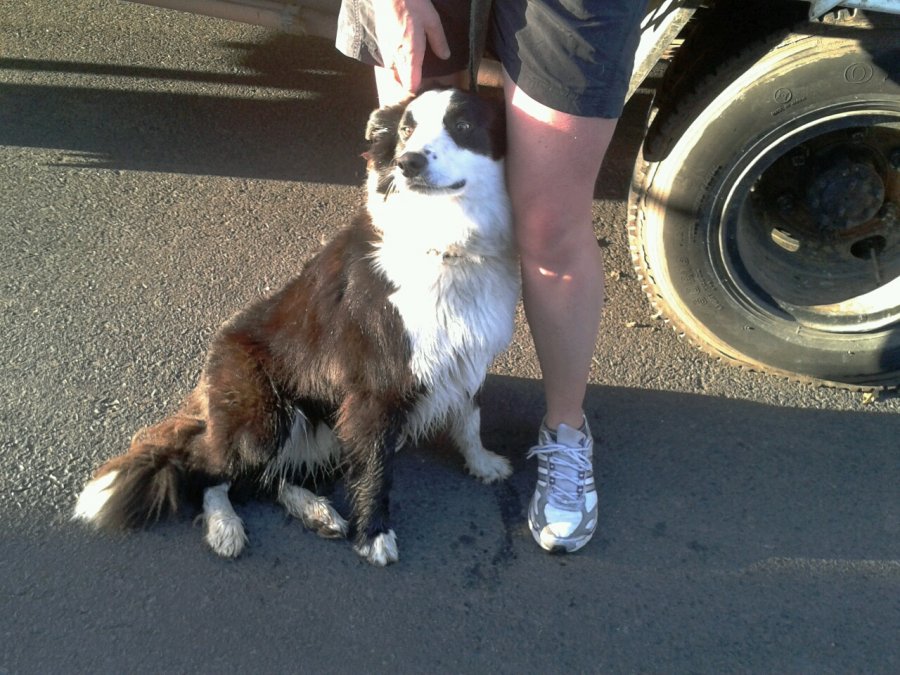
[514,213,601,272]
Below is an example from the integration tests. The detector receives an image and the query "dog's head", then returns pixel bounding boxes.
[364,88,506,201]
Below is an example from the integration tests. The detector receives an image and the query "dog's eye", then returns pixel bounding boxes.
[399,125,413,139]
[455,120,471,133]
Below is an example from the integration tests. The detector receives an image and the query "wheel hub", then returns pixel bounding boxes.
[732,117,900,333]
[805,155,885,233]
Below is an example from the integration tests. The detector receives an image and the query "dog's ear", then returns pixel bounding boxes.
[365,101,406,143]
[364,99,413,171]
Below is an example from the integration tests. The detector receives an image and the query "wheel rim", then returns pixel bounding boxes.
[715,101,900,333]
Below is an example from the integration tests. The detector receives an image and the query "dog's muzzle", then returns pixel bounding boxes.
[395,151,466,194]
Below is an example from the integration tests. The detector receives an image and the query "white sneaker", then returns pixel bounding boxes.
[527,418,598,553]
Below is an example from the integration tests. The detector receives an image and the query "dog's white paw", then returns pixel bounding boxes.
[278,483,348,539]
[465,448,512,484]
[354,530,399,567]
[202,483,247,558]
[204,511,248,558]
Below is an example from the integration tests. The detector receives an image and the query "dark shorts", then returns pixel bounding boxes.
[336,0,647,118]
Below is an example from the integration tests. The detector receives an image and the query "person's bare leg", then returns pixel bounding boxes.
[502,71,617,431]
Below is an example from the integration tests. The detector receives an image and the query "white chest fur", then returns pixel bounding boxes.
[371,187,520,440]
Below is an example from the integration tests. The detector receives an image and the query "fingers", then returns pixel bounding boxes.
[422,6,450,61]
[376,0,451,95]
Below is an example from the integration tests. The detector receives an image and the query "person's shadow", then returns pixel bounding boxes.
[0,34,377,185]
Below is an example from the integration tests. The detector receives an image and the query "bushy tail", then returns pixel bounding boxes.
[74,411,207,530]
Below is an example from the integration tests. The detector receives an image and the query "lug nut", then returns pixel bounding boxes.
[776,192,794,215]
[890,149,900,171]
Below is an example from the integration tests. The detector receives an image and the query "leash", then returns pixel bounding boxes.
[468,0,492,92]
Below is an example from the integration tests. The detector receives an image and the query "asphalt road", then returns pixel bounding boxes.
[2,2,899,673]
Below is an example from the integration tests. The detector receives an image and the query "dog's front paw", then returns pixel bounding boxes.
[204,511,248,558]
[202,483,247,558]
[466,448,513,484]
[354,530,399,567]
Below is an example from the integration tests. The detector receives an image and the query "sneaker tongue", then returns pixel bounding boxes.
[555,423,586,448]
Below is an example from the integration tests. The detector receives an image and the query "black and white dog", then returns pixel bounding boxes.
[73,88,520,566]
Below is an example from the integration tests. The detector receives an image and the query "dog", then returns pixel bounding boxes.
[73,88,520,566]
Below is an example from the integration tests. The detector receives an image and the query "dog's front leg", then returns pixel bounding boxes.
[202,483,248,558]
[342,413,401,567]
[451,397,512,483]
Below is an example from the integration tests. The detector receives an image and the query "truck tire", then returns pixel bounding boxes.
[628,16,900,388]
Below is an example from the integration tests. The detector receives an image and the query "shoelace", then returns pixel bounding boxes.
[527,442,592,509]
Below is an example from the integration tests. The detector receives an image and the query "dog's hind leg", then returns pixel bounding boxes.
[450,397,512,483]
[202,483,248,558]
[278,483,348,539]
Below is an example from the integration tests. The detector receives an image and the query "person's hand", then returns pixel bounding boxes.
[373,0,451,94]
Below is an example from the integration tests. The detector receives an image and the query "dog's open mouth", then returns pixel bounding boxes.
[406,178,467,195]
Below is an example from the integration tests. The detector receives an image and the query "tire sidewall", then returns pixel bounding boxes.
[640,28,900,383]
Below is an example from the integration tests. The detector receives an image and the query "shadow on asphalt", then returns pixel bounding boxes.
[13,372,900,574]
[0,35,376,185]
[0,32,650,201]
[481,374,899,567]
[3,375,898,671]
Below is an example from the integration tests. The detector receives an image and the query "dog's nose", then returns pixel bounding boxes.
[397,151,427,178]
